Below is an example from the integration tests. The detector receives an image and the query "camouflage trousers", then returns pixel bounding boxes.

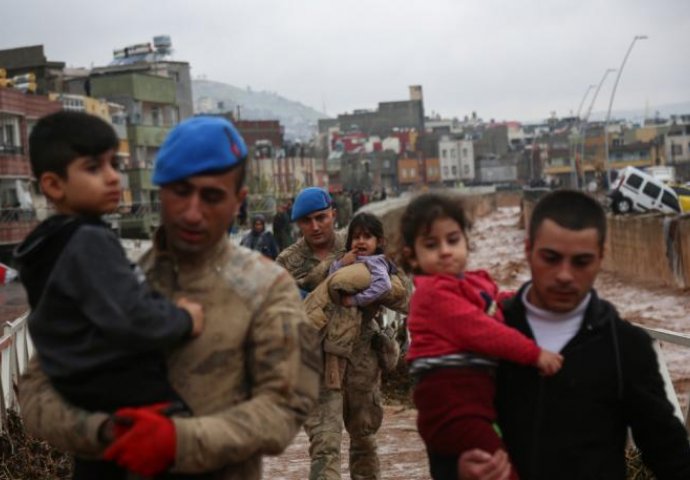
[304,321,384,480]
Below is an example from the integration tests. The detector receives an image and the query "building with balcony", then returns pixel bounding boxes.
[0,88,60,256]
[666,121,690,181]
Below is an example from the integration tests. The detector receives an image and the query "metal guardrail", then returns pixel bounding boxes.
[636,324,690,432]
[0,313,32,432]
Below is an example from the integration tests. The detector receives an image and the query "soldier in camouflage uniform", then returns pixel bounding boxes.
[18,116,320,479]
[277,187,410,480]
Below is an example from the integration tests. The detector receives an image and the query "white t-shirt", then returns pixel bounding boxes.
[522,285,591,353]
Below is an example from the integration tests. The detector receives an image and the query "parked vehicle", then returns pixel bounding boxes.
[608,166,680,214]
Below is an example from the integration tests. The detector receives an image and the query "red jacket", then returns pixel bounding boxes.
[406,271,539,365]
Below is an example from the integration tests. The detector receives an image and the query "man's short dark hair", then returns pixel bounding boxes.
[29,111,119,179]
[529,190,606,248]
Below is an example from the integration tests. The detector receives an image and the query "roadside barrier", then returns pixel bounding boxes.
[638,325,690,432]
[0,313,31,432]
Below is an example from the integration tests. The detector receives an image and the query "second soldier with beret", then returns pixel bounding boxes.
[277,187,410,480]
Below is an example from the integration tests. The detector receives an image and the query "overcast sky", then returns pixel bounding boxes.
[4,0,690,122]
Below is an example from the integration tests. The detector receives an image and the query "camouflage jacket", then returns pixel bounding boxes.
[278,234,410,389]
[276,234,347,293]
[18,232,320,479]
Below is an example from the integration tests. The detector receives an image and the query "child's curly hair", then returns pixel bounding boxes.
[398,193,470,272]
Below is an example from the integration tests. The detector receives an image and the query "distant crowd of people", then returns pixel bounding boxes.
[236,187,391,261]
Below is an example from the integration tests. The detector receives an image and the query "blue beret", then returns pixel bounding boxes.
[291,187,333,221]
[153,116,248,185]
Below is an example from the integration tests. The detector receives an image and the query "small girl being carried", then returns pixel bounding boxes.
[329,212,396,308]
[304,212,401,388]
[401,193,563,480]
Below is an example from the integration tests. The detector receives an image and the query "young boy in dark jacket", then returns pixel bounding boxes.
[14,111,204,480]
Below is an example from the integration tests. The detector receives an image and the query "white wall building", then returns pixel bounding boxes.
[439,137,475,184]
[666,124,690,165]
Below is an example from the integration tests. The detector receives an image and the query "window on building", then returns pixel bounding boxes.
[3,124,15,146]
[451,166,457,175]
[402,169,408,179]
[383,160,390,168]
[443,166,449,176]
[463,164,470,174]
[151,106,161,127]
[411,168,416,177]
[0,115,21,151]
[671,144,683,156]
[442,149,447,159]
[0,179,20,208]
[642,181,661,200]
[451,149,456,159]
[462,148,468,158]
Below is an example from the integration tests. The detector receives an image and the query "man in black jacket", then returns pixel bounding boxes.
[460,190,690,480]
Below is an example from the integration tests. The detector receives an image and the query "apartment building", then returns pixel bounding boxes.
[439,137,475,185]
[84,37,193,238]
[0,88,60,255]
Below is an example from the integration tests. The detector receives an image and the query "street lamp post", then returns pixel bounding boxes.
[604,35,648,189]
[576,84,596,120]
[571,85,595,188]
[578,69,616,189]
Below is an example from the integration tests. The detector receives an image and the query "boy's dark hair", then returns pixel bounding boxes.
[346,212,385,254]
[399,193,470,271]
[529,190,606,249]
[29,111,119,179]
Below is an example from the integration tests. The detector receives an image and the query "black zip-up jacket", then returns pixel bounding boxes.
[497,284,690,480]
[14,215,192,405]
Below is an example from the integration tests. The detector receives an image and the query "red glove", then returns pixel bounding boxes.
[111,402,173,439]
[103,407,177,477]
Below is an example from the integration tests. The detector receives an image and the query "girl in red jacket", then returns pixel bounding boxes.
[400,193,562,480]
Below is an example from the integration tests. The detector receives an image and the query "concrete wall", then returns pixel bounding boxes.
[605,214,690,288]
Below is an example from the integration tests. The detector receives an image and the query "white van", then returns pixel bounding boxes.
[608,166,681,214]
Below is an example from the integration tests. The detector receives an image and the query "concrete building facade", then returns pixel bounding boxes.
[0,89,61,254]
